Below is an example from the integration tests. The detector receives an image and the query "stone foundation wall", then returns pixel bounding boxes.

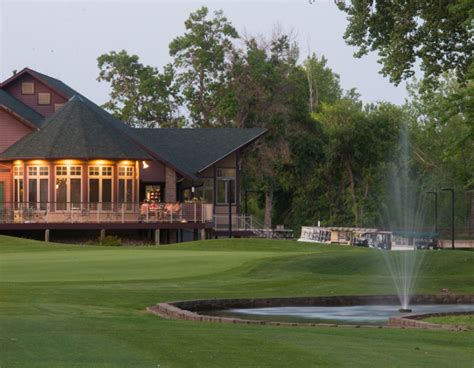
[147,294,474,330]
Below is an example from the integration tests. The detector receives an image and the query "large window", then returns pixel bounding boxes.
[13,166,24,205]
[28,166,49,210]
[216,168,236,205]
[196,178,214,203]
[55,166,82,210]
[89,166,113,210]
[118,166,134,209]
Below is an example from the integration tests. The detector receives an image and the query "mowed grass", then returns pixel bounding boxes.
[0,235,473,367]
[424,315,474,328]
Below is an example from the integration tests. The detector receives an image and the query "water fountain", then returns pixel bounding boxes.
[378,126,429,313]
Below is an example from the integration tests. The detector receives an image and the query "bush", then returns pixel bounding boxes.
[98,235,122,247]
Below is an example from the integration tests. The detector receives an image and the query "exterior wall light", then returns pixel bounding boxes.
[142,161,149,169]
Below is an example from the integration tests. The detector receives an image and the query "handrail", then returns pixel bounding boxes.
[0,202,214,225]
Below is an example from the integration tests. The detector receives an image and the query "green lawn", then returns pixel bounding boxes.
[0,235,473,367]
[424,315,474,328]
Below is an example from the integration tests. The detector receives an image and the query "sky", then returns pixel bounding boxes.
[0,0,410,106]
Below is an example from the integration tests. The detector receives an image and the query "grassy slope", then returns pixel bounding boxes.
[0,235,473,368]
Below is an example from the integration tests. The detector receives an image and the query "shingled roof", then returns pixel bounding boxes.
[130,128,267,176]
[0,95,151,160]
[0,89,44,128]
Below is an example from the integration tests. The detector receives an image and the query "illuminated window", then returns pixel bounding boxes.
[21,82,34,94]
[28,166,49,209]
[38,92,51,105]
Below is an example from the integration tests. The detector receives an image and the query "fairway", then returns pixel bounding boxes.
[0,235,473,367]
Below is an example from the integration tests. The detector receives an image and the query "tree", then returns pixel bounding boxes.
[406,75,474,234]
[303,53,342,112]
[169,7,239,127]
[229,32,304,228]
[337,0,473,86]
[315,99,402,226]
[97,50,183,128]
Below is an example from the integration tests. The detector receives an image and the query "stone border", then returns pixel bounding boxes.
[388,311,472,331]
[147,294,474,330]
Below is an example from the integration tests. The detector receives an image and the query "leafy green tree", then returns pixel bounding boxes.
[97,50,183,128]
[303,53,342,112]
[406,75,474,235]
[169,7,238,127]
[315,99,402,226]
[232,34,300,228]
[337,0,473,86]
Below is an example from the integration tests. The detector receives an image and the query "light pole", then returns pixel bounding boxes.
[224,179,232,238]
[427,191,438,234]
[442,188,455,249]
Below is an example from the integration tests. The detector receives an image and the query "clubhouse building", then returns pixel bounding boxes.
[0,68,265,242]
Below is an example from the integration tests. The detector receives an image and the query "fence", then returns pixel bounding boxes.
[0,202,213,224]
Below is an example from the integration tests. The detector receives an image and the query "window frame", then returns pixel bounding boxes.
[216,168,236,205]
[54,165,82,210]
[38,92,51,105]
[88,166,114,207]
[21,82,34,95]
[27,165,49,209]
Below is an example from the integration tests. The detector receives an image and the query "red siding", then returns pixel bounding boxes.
[0,163,12,202]
[3,74,67,117]
[0,109,33,153]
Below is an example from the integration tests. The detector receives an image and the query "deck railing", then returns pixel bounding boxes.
[0,202,214,224]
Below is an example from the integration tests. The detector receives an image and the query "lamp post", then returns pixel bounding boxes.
[224,179,232,238]
[442,188,455,249]
[427,191,438,234]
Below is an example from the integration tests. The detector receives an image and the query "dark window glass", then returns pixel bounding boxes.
[56,178,67,210]
[70,179,81,206]
[28,179,37,204]
[40,179,48,210]
[118,179,125,203]
[126,179,133,203]
[89,179,99,203]
[102,179,112,203]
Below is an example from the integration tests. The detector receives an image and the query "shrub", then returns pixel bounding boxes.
[98,235,122,247]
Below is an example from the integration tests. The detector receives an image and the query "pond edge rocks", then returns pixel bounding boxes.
[147,294,474,330]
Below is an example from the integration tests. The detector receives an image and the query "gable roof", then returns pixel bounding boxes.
[0,68,266,178]
[130,128,267,176]
[0,95,151,160]
[0,89,44,129]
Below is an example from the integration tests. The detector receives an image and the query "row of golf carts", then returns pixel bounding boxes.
[299,226,438,250]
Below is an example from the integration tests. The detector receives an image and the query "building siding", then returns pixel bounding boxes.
[165,166,176,202]
[3,74,68,117]
[0,163,12,203]
[0,109,33,153]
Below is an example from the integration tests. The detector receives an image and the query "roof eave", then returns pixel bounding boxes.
[0,68,70,100]
[197,128,267,174]
[0,104,39,130]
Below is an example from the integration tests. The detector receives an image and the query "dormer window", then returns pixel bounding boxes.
[38,92,51,105]
[21,82,34,94]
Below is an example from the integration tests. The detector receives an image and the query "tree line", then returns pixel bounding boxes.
[97,5,473,235]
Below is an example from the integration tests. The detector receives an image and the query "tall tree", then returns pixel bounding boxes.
[303,53,342,112]
[97,50,183,128]
[337,0,473,86]
[169,7,239,127]
[316,99,402,226]
[230,33,302,228]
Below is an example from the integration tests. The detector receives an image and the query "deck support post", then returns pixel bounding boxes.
[155,229,160,245]
[100,229,106,240]
[200,228,206,240]
[45,229,50,243]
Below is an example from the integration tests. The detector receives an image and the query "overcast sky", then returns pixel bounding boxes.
[0,0,410,106]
